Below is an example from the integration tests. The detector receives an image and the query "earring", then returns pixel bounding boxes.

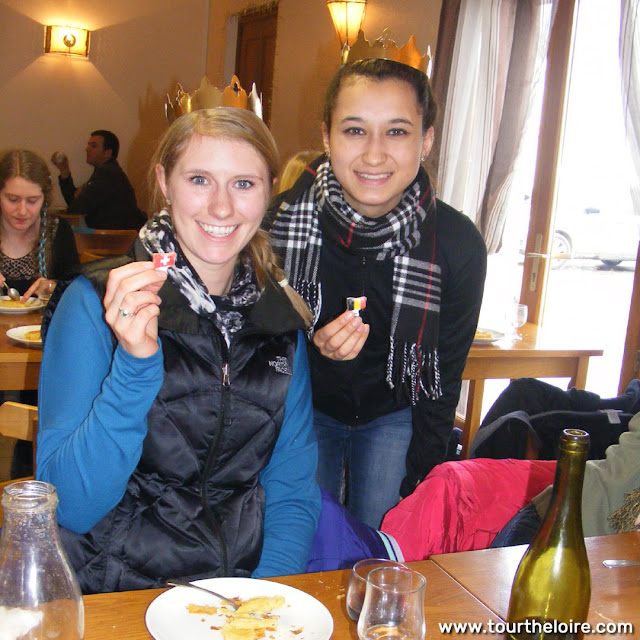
[325,149,331,161]
[420,155,426,162]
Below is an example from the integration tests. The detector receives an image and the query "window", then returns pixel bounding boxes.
[482,0,637,405]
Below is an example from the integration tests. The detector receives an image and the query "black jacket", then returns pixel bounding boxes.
[470,377,640,460]
[55,245,306,593]
[60,159,145,230]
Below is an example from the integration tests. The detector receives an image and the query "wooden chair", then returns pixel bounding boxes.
[57,212,86,230]
[74,229,138,258]
[0,402,38,524]
[0,401,37,446]
[0,401,38,473]
[79,250,104,264]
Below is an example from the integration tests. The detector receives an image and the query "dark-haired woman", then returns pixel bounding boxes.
[268,58,487,528]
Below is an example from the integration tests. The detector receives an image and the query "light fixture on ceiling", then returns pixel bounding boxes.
[44,25,90,57]
[326,0,367,63]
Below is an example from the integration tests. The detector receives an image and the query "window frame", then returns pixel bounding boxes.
[518,0,640,392]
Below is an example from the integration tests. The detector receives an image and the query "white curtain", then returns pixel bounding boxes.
[620,0,640,215]
[438,0,511,220]
[437,0,557,252]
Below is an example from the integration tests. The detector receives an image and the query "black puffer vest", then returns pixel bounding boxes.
[51,244,306,593]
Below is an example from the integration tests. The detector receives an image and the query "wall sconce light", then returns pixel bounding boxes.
[44,25,90,57]
[326,0,367,63]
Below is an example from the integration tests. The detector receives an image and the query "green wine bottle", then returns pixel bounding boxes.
[506,428,591,640]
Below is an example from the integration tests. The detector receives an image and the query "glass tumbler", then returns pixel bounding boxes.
[0,480,84,639]
[37,279,57,304]
[347,558,408,621]
[504,303,528,340]
[357,566,426,640]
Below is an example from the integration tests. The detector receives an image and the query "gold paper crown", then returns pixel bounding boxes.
[346,30,432,76]
[165,75,263,123]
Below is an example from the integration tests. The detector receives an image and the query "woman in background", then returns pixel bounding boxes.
[0,148,79,478]
[269,58,487,529]
[36,108,320,593]
[0,149,78,300]
[276,150,322,194]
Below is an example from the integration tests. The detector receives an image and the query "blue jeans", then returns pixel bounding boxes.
[314,408,413,529]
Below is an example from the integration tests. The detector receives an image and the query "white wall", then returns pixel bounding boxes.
[0,0,209,211]
[0,0,443,212]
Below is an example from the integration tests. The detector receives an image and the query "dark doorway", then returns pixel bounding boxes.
[235,2,278,126]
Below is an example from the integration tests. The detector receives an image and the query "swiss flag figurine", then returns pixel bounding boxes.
[153,252,176,271]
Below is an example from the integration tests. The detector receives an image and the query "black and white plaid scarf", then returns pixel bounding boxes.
[270,158,442,402]
[139,210,259,346]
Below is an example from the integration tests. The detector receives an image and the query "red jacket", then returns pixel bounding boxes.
[381,458,556,561]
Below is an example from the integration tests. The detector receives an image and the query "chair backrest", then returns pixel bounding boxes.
[57,212,86,229]
[0,402,38,487]
[0,401,38,442]
[74,229,138,257]
[79,250,104,264]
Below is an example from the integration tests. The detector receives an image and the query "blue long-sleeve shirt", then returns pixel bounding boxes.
[36,276,320,578]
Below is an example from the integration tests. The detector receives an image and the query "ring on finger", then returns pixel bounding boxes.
[119,307,133,318]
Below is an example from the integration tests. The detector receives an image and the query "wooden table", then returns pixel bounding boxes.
[83,561,504,639]
[0,310,43,391]
[459,322,603,457]
[431,532,640,637]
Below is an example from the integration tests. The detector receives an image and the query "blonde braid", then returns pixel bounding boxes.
[247,229,313,328]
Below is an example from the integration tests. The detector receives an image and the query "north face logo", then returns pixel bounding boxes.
[268,356,292,375]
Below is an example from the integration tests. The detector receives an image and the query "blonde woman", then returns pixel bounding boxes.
[37,108,320,593]
[276,150,322,194]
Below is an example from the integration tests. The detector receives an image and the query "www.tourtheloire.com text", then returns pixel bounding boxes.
[438,619,634,635]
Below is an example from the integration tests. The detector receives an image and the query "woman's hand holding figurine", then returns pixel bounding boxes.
[313,310,370,361]
[103,261,167,359]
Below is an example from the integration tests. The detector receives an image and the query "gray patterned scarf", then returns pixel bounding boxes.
[139,210,259,345]
[270,158,442,402]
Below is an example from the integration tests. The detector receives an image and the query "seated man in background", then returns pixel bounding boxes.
[51,129,146,230]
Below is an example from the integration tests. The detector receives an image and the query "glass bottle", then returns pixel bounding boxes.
[507,428,590,640]
[0,480,84,639]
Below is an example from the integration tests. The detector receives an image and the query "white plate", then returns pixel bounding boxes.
[6,325,42,347]
[473,328,505,345]
[0,296,45,314]
[145,577,333,640]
